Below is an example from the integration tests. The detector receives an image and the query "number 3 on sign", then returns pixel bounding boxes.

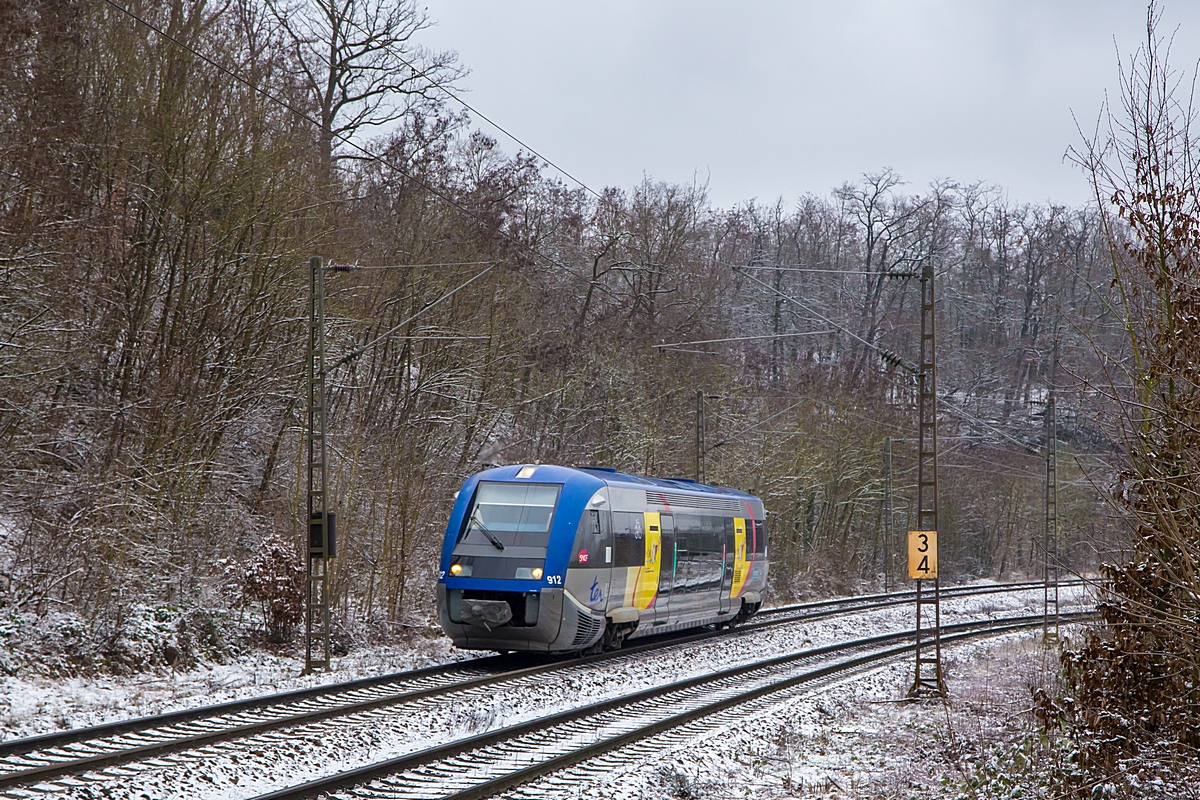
[907,530,938,579]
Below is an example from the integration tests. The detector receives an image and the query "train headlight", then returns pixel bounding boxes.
[532,567,544,579]
[450,563,463,576]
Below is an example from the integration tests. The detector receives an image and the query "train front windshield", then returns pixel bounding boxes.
[450,482,561,580]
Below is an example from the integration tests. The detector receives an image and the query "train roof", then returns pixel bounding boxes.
[575,466,754,498]
[462,464,764,516]
[475,462,758,501]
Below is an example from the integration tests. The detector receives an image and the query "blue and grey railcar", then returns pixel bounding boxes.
[436,464,768,653]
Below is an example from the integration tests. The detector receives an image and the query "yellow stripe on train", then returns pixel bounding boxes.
[633,511,662,610]
[729,517,749,598]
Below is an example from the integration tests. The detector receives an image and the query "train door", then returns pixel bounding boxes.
[730,517,749,600]
[611,511,644,610]
[634,512,662,612]
[567,507,612,614]
[719,517,734,614]
[697,518,724,616]
[672,527,691,623]
[654,515,675,623]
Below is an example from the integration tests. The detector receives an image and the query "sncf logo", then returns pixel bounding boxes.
[578,549,589,563]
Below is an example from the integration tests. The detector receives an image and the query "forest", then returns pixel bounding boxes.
[0,0,1128,636]
[6,0,1200,792]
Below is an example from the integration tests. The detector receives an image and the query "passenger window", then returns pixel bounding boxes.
[612,511,645,567]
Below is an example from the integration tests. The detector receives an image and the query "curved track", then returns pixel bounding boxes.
[0,580,1085,796]
[254,611,1094,800]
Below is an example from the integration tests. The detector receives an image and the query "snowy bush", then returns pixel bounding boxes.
[0,605,238,677]
[1045,7,1200,786]
[957,734,1082,800]
[229,532,305,642]
[654,764,715,800]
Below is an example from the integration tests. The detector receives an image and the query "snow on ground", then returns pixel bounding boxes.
[0,634,475,741]
[542,627,1082,800]
[0,585,1092,799]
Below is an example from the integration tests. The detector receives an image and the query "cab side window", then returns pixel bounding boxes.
[751,518,768,557]
[573,509,609,566]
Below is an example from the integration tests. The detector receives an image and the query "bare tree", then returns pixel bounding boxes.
[834,170,933,386]
[1050,0,1200,774]
[268,0,463,190]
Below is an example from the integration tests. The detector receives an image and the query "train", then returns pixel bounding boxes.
[436,464,768,653]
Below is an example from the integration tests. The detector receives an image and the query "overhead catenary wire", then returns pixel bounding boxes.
[702,389,1057,455]
[338,12,607,205]
[325,260,502,371]
[737,266,919,277]
[328,261,497,271]
[736,266,1058,454]
[110,0,1097,469]
[652,331,836,350]
[299,3,956,378]
[735,266,918,374]
[887,379,1044,456]
[706,400,808,453]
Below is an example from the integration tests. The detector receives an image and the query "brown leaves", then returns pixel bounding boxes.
[1052,3,1200,781]
[229,532,305,642]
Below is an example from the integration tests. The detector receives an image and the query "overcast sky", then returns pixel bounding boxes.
[417,2,1200,210]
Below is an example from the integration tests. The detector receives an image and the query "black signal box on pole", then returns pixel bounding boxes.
[310,512,337,559]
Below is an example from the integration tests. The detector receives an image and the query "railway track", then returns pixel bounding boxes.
[759,577,1080,617]
[254,611,1093,800]
[0,580,1084,796]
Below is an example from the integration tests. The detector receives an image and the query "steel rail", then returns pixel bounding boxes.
[452,614,1092,800]
[758,578,1084,616]
[0,581,1078,791]
[253,610,1095,800]
[0,655,509,759]
[0,578,1059,761]
[0,596,906,789]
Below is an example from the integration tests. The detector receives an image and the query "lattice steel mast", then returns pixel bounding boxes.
[305,256,333,674]
[884,436,894,593]
[1043,345,1060,644]
[910,262,946,697]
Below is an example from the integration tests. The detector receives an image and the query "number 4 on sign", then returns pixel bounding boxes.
[907,530,938,579]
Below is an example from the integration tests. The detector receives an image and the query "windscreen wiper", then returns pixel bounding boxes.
[472,514,505,551]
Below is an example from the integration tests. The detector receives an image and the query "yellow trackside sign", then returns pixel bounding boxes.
[907,530,938,579]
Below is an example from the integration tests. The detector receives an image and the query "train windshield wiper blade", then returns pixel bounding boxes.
[472,514,505,551]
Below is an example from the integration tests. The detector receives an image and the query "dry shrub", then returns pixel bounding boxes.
[231,532,305,642]
[1044,1,1200,784]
